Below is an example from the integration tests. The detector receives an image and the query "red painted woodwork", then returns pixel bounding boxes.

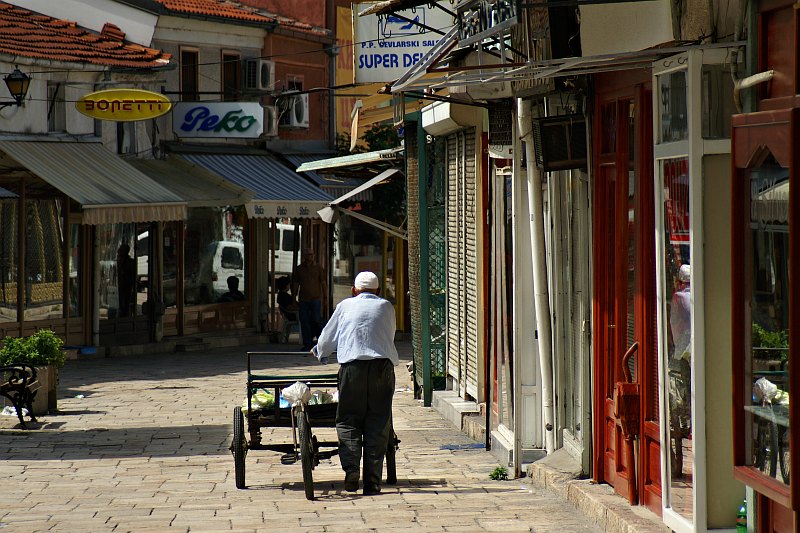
[592,73,661,516]
[756,0,799,110]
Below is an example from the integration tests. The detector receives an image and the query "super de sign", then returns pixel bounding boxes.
[75,89,172,121]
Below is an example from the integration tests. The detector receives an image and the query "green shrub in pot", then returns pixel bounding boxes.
[0,330,66,368]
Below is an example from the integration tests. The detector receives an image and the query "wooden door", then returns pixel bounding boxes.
[592,80,661,514]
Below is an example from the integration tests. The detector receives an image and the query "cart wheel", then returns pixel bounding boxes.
[233,406,247,489]
[297,409,315,500]
[385,431,398,485]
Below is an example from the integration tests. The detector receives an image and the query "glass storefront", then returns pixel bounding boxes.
[184,206,247,305]
[0,197,18,323]
[23,198,65,321]
[659,156,693,517]
[745,156,790,484]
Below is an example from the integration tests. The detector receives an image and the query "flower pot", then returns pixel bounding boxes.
[31,365,57,416]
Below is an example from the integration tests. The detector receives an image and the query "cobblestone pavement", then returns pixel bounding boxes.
[0,342,601,533]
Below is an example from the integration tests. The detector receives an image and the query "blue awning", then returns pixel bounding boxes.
[180,154,334,219]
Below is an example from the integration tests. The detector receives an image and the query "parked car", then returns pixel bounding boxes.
[197,240,245,302]
[273,223,300,277]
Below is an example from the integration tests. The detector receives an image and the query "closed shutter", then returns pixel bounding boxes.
[444,128,478,398]
[446,133,461,380]
[463,129,479,399]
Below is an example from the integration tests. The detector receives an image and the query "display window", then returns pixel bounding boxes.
[732,107,799,512]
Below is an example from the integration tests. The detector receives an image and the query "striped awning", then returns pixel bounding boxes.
[0,141,186,225]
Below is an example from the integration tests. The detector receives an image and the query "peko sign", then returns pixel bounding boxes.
[75,89,172,121]
[353,3,452,83]
[172,102,264,139]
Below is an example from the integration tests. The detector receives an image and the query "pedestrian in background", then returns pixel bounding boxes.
[292,249,326,351]
[314,271,399,496]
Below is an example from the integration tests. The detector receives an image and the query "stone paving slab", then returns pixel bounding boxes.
[0,342,602,532]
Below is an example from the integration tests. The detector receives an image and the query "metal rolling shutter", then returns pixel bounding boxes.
[463,129,479,399]
[446,133,461,380]
[444,128,478,398]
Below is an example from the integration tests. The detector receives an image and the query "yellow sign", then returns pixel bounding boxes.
[75,89,172,121]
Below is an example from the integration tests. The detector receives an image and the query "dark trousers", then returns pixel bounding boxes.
[336,358,395,487]
[298,300,323,349]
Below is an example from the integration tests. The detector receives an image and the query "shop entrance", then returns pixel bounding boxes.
[592,77,661,514]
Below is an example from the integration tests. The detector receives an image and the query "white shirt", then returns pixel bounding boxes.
[316,292,399,366]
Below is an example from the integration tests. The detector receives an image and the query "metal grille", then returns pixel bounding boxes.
[428,205,447,389]
[405,124,423,390]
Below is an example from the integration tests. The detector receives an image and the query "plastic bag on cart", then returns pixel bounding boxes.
[281,381,312,406]
[754,377,779,404]
[242,390,275,414]
[308,390,335,405]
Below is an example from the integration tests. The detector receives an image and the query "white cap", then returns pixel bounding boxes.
[678,264,691,283]
[354,271,379,290]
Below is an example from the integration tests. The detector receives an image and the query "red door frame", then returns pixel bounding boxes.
[591,71,661,515]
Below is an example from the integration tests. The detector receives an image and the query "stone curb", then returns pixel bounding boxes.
[527,460,671,533]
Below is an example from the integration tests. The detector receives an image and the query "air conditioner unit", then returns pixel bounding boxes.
[532,115,587,171]
[263,105,278,137]
[278,92,309,129]
[244,59,275,92]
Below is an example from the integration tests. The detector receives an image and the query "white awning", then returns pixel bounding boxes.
[294,148,403,173]
[317,169,407,240]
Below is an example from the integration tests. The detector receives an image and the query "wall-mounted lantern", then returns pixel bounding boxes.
[0,66,31,110]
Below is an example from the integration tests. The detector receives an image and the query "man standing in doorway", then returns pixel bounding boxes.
[314,271,399,495]
[293,248,326,351]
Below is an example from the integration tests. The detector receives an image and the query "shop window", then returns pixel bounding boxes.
[68,223,81,318]
[180,49,199,102]
[0,197,18,323]
[163,223,179,309]
[658,70,688,143]
[222,52,241,101]
[183,206,247,305]
[23,198,64,321]
[746,155,790,484]
[47,82,66,133]
[116,122,137,155]
[701,64,734,140]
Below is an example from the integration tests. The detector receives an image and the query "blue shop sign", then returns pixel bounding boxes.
[173,102,264,138]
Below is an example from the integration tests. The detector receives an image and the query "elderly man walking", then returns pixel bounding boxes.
[313,271,399,496]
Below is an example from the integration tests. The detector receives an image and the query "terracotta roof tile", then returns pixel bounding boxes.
[0,2,171,69]
[153,0,274,23]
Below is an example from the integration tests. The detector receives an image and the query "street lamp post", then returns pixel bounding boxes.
[0,66,31,110]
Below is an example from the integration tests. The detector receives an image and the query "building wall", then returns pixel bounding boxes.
[579,1,673,55]
[703,153,743,527]
[265,33,330,143]
[237,0,327,28]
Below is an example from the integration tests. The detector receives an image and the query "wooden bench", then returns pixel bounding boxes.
[0,364,38,428]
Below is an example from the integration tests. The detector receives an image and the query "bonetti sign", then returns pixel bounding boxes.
[75,89,172,121]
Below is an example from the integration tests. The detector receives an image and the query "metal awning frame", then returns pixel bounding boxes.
[391,40,746,93]
[317,168,408,240]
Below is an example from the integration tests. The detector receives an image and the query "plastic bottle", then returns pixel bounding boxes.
[736,499,747,533]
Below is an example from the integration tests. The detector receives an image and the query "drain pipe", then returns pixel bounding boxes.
[517,97,555,454]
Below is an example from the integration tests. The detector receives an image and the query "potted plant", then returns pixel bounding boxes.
[0,330,65,415]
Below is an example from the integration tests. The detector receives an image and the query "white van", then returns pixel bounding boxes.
[198,240,245,301]
[273,223,300,277]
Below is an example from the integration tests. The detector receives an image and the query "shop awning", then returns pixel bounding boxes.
[317,169,408,240]
[0,141,186,225]
[295,148,404,174]
[180,153,334,219]
[127,156,254,208]
[280,153,370,199]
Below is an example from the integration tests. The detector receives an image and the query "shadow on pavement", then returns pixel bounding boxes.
[0,424,231,460]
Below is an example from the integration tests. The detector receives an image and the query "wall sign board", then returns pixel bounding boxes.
[353,3,453,83]
[172,102,264,139]
[75,89,172,121]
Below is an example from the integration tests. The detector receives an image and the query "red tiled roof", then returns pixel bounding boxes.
[153,0,274,23]
[154,0,330,36]
[0,2,171,68]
